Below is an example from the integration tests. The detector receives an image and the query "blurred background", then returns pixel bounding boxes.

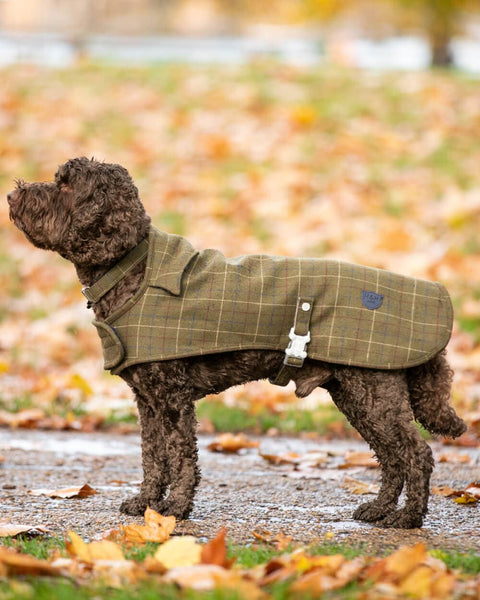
[0,0,479,439]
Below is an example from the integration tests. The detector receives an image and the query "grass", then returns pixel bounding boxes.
[1,536,478,600]
[196,398,351,436]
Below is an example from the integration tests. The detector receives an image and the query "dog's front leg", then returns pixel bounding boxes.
[120,393,170,516]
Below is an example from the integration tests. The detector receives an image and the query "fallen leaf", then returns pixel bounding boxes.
[120,507,176,544]
[66,531,125,562]
[165,563,267,598]
[432,485,458,497]
[259,451,302,465]
[437,452,471,464]
[201,528,235,568]
[260,450,328,467]
[342,476,380,495]
[0,523,51,538]
[0,547,61,577]
[384,543,428,579]
[207,433,259,453]
[454,493,478,504]
[28,483,98,499]
[154,536,202,569]
[338,451,379,469]
[0,408,46,428]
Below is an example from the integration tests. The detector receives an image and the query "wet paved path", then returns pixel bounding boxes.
[0,429,478,552]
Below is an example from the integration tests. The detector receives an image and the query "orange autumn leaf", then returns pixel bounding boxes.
[201,528,235,568]
[120,507,176,544]
[384,543,428,580]
[207,433,259,454]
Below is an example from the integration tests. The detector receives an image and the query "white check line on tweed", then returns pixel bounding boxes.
[176,254,199,353]
[366,268,380,363]
[326,261,342,358]
[214,262,229,347]
[253,255,265,344]
[407,278,418,363]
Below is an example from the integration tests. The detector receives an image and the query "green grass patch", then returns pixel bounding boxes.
[1,535,66,560]
[430,549,480,575]
[197,399,349,435]
[1,536,478,600]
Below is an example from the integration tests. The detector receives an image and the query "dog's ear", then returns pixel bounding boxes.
[55,157,92,190]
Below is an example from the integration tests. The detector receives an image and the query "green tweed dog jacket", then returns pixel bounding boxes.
[85,226,453,377]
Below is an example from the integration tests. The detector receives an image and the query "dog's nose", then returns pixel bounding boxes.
[7,192,13,204]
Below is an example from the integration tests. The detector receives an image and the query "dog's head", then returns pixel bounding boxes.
[7,157,151,266]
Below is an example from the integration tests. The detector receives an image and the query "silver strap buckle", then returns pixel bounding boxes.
[284,327,311,365]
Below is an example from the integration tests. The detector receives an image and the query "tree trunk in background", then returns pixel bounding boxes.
[424,0,456,67]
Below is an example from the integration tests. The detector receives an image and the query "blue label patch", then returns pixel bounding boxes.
[362,290,384,310]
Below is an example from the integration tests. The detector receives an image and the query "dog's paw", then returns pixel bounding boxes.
[120,494,149,516]
[353,501,392,523]
[377,508,424,529]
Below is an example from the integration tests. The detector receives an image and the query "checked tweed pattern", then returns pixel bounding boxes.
[93,227,453,375]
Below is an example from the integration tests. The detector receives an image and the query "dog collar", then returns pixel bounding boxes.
[82,237,149,308]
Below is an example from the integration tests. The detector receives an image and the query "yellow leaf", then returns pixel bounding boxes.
[121,508,176,543]
[290,105,317,128]
[66,531,125,562]
[399,565,433,597]
[68,373,93,396]
[154,536,202,569]
[454,493,478,504]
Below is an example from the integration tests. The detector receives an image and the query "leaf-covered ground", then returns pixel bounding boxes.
[0,62,479,436]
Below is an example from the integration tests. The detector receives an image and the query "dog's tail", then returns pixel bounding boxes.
[407,351,467,438]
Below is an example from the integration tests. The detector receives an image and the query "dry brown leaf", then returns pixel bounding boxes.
[28,483,98,499]
[201,528,235,568]
[259,451,301,465]
[342,476,380,495]
[0,523,51,538]
[338,451,379,469]
[437,451,471,464]
[432,485,459,497]
[120,507,176,544]
[207,433,259,453]
[0,547,61,577]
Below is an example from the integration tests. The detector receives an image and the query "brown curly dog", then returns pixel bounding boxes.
[7,157,466,529]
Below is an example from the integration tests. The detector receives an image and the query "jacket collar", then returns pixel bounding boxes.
[82,227,198,306]
[147,227,198,296]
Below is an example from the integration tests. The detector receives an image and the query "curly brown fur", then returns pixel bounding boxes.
[7,157,467,529]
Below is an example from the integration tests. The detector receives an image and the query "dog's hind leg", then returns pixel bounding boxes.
[326,369,432,528]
